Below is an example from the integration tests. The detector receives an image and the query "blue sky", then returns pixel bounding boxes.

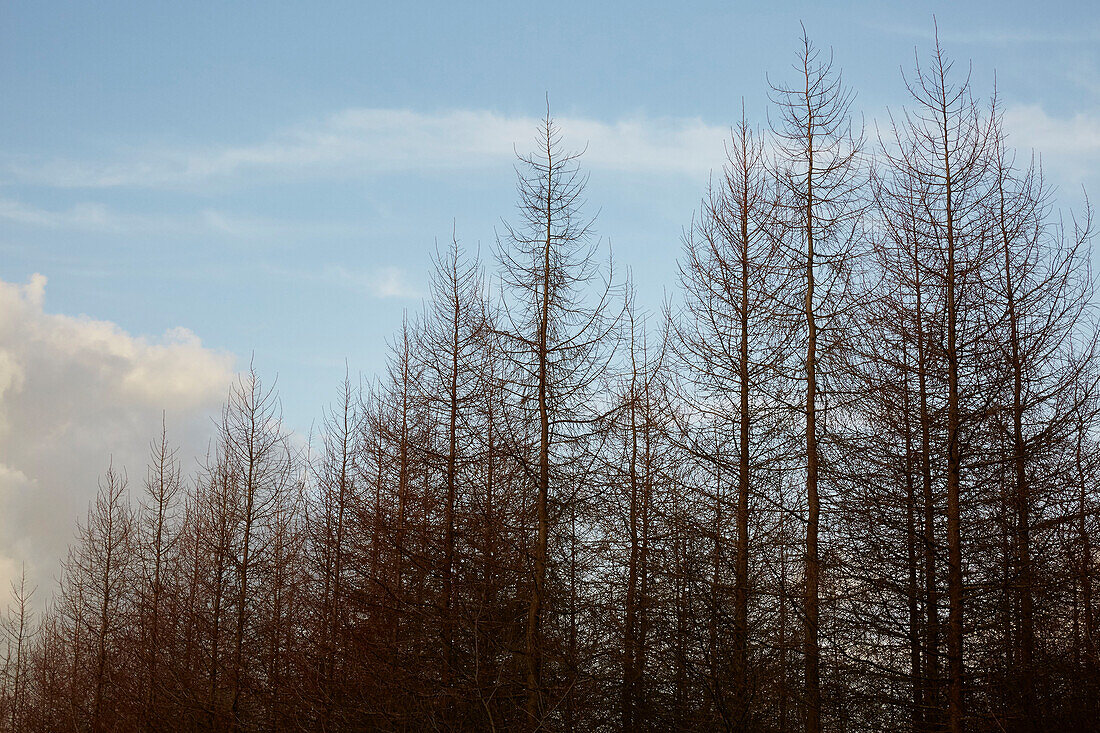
[2,0,1099,434]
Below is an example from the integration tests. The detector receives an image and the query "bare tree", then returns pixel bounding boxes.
[306,374,360,728]
[420,232,488,710]
[55,461,136,732]
[218,366,297,730]
[671,106,797,728]
[892,35,996,731]
[136,416,182,730]
[495,104,620,727]
[769,27,864,733]
[1,566,36,732]
[976,107,1095,727]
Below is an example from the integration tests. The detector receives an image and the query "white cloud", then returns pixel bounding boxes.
[1001,104,1100,186]
[0,197,124,231]
[0,274,235,605]
[344,265,421,299]
[11,104,1096,198]
[195,209,367,241]
[0,196,368,245]
[4,108,732,190]
[865,20,1100,46]
[264,263,422,299]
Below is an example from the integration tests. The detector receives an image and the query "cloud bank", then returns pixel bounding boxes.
[4,109,732,189]
[5,105,1096,196]
[0,275,234,604]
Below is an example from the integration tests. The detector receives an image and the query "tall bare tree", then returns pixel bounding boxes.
[55,461,136,732]
[893,36,996,731]
[218,366,297,730]
[420,233,488,706]
[770,27,864,732]
[1,567,35,732]
[495,104,620,727]
[306,374,360,728]
[672,107,796,728]
[135,416,182,730]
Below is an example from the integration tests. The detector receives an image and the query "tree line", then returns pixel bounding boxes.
[2,31,1099,732]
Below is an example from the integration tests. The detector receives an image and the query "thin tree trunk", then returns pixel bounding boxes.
[803,98,822,733]
[735,149,752,724]
[996,165,1036,725]
[914,244,941,726]
[903,357,924,731]
[941,100,966,733]
[622,328,640,731]
[525,141,554,724]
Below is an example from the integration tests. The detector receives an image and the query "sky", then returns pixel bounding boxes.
[2,0,1100,600]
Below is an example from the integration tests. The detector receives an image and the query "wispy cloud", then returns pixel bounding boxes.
[5,104,1095,213]
[321,264,422,299]
[0,198,126,231]
[864,20,1100,46]
[1001,104,1100,184]
[3,109,731,190]
[0,196,367,242]
[196,209,366,241]
[360,266,421,299]
[264,263,422,300]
